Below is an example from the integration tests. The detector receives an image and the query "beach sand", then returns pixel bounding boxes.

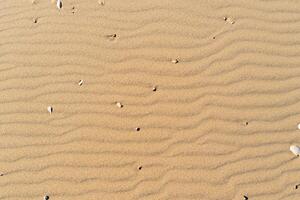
[1,0,300,199]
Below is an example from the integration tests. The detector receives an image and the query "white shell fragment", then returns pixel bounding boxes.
[57,0,62,9]
[78,80,84,86]
[290,145,300,156]
[224,16,235,24]
[98,0,105,5]
[116,102,123,108]
[171,59,179,64]
[47,106,53,114]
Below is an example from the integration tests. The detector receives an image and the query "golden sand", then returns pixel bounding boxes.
[1,0,300,199]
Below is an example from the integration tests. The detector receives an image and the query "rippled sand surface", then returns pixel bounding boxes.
[1,0,300,199]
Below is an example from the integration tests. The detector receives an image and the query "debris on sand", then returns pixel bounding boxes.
[290,145,300,156]
[47,106,53,114]
[57,0,62,9]
[224,16,235,24]
[78,80,84,86]
[116,102,123,108]
[171,59,179,64]
[98,0,105,6]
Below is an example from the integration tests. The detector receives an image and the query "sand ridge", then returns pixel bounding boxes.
[1,0,300,199]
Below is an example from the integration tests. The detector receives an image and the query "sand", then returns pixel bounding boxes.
[1,0,300,199]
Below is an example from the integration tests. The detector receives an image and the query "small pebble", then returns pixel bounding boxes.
[78,80,84,86]
[295,184,300,189]
[98,0,105,5]
[243,195,248,200]
[138,166,142,170]
[171,59,179,64]
[44,195,49,200]
[136,127,140,132]
[0,173,4,176]
[297,123,300,130]
[152,86,157,92]
[116,102,123,108]
[106,34,117,40]
[33,18,38,23]
[224,16,235,24]
[56,0,62,9]
[47,106,53,114]
[290,145,300,156]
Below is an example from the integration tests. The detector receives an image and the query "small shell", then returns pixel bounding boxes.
[171,59,179,64]
[98,0,105,5]
[47,106,53,114]
[56,0,62,9]
[78,80,84,86]
[116,102,123,108]
[290,145,300,156]
[106,34,117,41]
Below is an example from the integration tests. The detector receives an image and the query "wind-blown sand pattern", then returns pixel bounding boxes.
[1,0,300,199]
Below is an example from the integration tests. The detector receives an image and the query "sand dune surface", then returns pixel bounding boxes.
[1,0,300,199]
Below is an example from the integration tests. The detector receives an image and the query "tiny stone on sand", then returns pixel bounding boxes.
[290,145,300,156]
[47,106,53,114]
[78,80,84,86]
[44,195,49,200]
[136,127,140,131]
[224,17,235,24]
[106,34,117,40]
[297,123,300,130]
[116,102,123,108]
[98,0,105,5]
[57,0,62,9]
[171,59,179,64]
[152,86,157,91]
